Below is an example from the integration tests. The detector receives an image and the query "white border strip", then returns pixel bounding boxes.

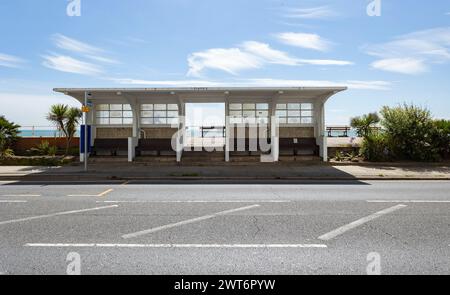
[318,204,407,241]
[122,204,260,239]
[367,200,450,203]
[0,205,118,226]
[0,200,27,203]
[24,243,327,248]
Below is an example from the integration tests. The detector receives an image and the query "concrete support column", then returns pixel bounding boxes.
[225,102,230,162]
[321,102,328,162]
[270,99,279,162]
[176,101,185,162]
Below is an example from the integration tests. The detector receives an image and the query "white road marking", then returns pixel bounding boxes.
[122,204,261,239]
[0,200,27,203]
[367,200,450,203]
[0,205,118,226]
[97,200,291,204]
[25,243,327,248]
[1,194,41,197]
[318,204,407,241]
[68,189,114,197]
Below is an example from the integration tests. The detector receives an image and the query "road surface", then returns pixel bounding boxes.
[0,180,449,275]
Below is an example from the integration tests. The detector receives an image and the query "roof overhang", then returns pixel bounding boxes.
[54,87,347,104]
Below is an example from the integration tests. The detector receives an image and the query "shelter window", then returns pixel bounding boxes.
[276,103,314,125]
[95,104,133,125]
[140,104,179,125]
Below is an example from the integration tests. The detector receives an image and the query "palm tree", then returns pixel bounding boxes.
[350,112,380,138]
[47,104,82,155]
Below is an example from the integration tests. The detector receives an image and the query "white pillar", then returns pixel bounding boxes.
[176,102,185,162]
[321,102,328,162]
[270,100,279,162]
[225,102,230,162]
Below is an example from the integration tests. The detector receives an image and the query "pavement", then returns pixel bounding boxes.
[0,180,449,275]
[0,161,449,181]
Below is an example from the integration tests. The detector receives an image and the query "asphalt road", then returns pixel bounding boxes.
[0,180,449,275]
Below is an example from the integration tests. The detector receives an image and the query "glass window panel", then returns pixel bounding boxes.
[141,111,153,118]
[301,117,313,124]
[288,117,301,124]
[154,117,167,124]
[97,118,109,125]
[278,117,287,124]
[96,104,109,111]
[110,111,122,118]
[110,118,123,124]
[167,111,179,117]
[123,111,133,118]
[243,103,255,110]
[123,104,132,111]
[301,111,313,117]
[257,117,269,124]
[301,103,313,110]
[229,110,242,117]
[154,104,166,110]
[243,110,255,117]
[154,111,166,118]
[141,104,153,110]
[229,104,242,110]
[167,117,179,125]
[288,103,300,110]
[123,118,133,124]
[110,104,122,111]
[168,104,178,110]
[256,110,268,117]
[256,103,268,110]
[96,111,109,118]
[276,110,287,117]
[141,118,153,125]
[288,110,301,116]
[276,104,287,110]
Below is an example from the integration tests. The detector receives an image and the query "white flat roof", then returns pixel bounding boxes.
[54,87,347,104]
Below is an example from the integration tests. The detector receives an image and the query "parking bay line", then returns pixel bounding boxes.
[1,194,41,197]
[67,189,114,197]
[318,204,407,241]
[24,243,327,249]
[122,204,261,239]
[0,200,27,203]
[0,205,118,226]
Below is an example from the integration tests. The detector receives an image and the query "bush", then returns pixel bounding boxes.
[0,116,20,157]
[432,120,450,159]
[360,133,390,162]
[28,141,58,156]
[380,104,440,162]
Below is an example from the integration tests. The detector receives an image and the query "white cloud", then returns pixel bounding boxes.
[52,34,119,64]
[111,77,390,90]
[276,32,332,51]
[366,27,450,74]
[283,6,337,19]
[187,48,261,76]
[0,53,25,68]
[42,54,103,76]
[241,41,300,65]
[53,34,102,54]
[371,58,427,74]
[187,41,351,76]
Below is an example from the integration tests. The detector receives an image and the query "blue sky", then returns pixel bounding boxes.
[1,0,449,126]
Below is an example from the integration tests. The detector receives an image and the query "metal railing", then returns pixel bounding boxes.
[18,126,78,138]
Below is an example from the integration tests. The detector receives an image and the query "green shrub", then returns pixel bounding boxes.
[0,116,20,157]
[380,104,440,162]
[360,133,389,162]
[432,120,450,159]
[350,112,380,137]
[28,141,58,156]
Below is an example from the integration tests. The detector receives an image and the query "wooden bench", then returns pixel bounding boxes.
[136,138,174,156]
[92,138,128,156]
[229,138,271,155]
[279,138,319,156]
[327,126,351,137]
